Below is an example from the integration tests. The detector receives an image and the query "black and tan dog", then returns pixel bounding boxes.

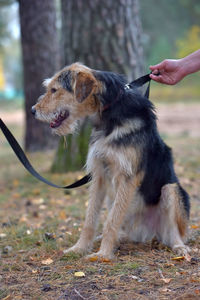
[32,63,190,260]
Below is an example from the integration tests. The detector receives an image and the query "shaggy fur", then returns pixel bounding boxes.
[32,63,190,260]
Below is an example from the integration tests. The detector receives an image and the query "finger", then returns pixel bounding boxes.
[149,74,163,82]
[149,60,165,71]
[152,69,161,76]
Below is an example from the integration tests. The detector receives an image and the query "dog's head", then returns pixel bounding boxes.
[32,63,102,135]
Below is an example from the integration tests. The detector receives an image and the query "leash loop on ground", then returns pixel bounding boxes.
[0,118,91,189]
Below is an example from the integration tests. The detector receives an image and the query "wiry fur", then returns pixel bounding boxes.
[32,63,190,260]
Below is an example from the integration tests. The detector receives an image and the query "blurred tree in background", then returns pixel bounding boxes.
[18,0,59,151]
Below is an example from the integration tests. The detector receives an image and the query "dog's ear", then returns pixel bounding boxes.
[74,72,96,103]
[58,70,73,92]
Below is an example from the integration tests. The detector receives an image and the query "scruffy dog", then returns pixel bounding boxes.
[32,63,190,260]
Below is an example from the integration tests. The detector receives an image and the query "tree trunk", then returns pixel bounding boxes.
[18,0,59,151]
[61,0,144,80]
[52,0,144,172]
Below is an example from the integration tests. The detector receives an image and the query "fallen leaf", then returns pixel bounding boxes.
[194,289,200,295]
[32,189,40,195]
[59,210,67,220]
[19,215,28,223]
[160,287,171,292]
[88,256,98,262]
[32,198,44,205]
[2,295,11,300]
[131,275,139,280]
[0,233,7,238]
[12,193,20,199]
[190,225,199,229]
[184,253,191,262]
[74,271,85,277]
[88,256,111,263]
[161,278,172,284]
[41,258,53,265]
[32,269,38,274]
[190,277,200,283]
[13,179,19,187]
[171,256,185,261]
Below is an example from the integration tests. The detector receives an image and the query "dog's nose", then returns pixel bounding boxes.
[31,106,36,115]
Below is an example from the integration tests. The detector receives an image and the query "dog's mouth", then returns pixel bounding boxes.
[50,110,69,128]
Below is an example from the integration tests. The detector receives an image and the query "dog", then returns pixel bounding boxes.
[32,63,190,260]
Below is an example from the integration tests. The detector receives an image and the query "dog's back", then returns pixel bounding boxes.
[92,70,190,214]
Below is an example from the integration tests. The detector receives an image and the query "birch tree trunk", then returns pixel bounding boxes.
[52,0,144,172]
[18,0,59,151]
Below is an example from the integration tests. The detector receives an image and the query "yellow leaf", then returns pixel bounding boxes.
[171,256,184,261]
[41,258,53,265]
[59,210,67,220]
[74,271,85,277]
[2,296,11,300]
[88,256,98,262]
[191,225,199,229]
[32,189,40,195]
[13,179,19,187]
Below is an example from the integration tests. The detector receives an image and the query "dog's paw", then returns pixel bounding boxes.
[173,244,190,256]
[85,251,115,262]
[63,244,89,255]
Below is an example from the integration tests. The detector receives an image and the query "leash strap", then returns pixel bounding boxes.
[0,118,92,189]
[125,73,152,98]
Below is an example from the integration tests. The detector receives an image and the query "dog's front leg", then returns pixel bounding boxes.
[63,175,105,255]
[87,175,137,260]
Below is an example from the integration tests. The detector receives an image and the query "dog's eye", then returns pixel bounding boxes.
[51,88,57,93]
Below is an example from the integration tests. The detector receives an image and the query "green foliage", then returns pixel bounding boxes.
[140,0,200,65]
[176,25,200,58]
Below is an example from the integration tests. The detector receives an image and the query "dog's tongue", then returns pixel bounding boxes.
[50,119,62,128]
[50,111,69,128]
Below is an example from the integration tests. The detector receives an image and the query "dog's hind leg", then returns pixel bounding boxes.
[63,175,106,255]
[157,183,190,255]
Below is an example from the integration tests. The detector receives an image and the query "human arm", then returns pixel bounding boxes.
[149,49,200,85]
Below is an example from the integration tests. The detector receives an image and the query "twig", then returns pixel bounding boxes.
[74,288,87,300]
[158,268,164,279]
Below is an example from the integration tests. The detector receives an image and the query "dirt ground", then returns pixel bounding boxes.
[0,102,200,300]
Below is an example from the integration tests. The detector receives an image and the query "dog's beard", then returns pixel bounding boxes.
[35,108,79,136]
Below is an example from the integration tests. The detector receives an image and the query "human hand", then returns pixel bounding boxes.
[149,59,185,85]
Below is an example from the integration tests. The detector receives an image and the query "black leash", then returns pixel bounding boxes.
[125,73,152,98]
[0,118,91,189]
[0,72,152,189]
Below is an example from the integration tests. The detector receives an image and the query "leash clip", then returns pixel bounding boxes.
[124,83,131,90]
